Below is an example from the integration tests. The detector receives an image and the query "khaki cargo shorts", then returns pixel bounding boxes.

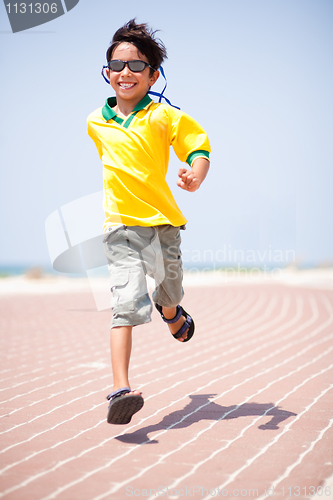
[103,224,185,328]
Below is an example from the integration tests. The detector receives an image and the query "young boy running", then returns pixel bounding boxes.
[87,19,210,425]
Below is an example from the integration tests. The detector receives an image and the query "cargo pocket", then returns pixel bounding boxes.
[109,268,135,313]
[103,225,125,244]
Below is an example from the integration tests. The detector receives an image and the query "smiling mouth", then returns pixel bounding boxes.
[118,83,136,89]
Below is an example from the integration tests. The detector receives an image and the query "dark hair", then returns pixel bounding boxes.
[106,19,167,75]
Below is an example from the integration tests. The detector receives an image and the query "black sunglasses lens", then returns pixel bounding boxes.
[108,60,148,72]
[128,61,147,72]
[109,61,125,72]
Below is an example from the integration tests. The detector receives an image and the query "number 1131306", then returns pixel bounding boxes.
[6,3,58,14]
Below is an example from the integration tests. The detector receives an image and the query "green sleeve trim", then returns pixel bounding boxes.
[186,150,210,166]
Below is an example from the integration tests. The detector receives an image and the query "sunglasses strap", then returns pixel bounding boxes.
[101,65,110,84]
[148,66,180,109]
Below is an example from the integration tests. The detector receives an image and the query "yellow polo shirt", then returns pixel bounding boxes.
[87,95,210,231]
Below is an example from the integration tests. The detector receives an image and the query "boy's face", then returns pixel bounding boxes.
[107,43,159,107]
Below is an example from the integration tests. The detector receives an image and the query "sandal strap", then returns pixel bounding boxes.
[106,387,130,401]
[164,305,183,324]
[173,314,192,339]
[155,304,183,324]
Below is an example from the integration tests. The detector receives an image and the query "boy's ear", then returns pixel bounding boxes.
[105,68,111,83]
[149,70,160,86]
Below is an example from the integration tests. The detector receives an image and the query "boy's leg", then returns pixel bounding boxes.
[107,324,143,425]
[103,225,153,375]
[103,227,152,423]
[110,325,141,395]
[107,317,144,426]
[152,225,193,342]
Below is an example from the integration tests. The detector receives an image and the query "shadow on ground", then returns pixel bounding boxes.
[115,394,297,444]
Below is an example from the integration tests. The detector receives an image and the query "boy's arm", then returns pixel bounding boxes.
[177,157,210,192]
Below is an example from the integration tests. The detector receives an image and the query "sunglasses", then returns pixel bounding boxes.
[107,59,155,73]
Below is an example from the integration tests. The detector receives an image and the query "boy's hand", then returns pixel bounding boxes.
[177,158,210,192]
[177,168,201,192]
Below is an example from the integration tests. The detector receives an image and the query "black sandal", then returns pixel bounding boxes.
[106,387,144,425]
[155,304,195,342]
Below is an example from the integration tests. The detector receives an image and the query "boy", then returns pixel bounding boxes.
[87,19,210,425]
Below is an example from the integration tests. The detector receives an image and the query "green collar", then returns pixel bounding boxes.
[102,94,152,122]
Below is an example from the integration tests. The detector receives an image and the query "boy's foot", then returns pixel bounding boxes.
[106,387,144,425]
[155,304,195,342]
[162,306,189,341]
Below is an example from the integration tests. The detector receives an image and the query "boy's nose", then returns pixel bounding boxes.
[121,65,132,76]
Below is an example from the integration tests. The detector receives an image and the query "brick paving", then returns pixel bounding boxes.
[0,283,332,500]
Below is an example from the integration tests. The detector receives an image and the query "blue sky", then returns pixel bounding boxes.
[0,0,332,270]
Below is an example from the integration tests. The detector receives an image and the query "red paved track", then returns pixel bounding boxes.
[0,284,333,500]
